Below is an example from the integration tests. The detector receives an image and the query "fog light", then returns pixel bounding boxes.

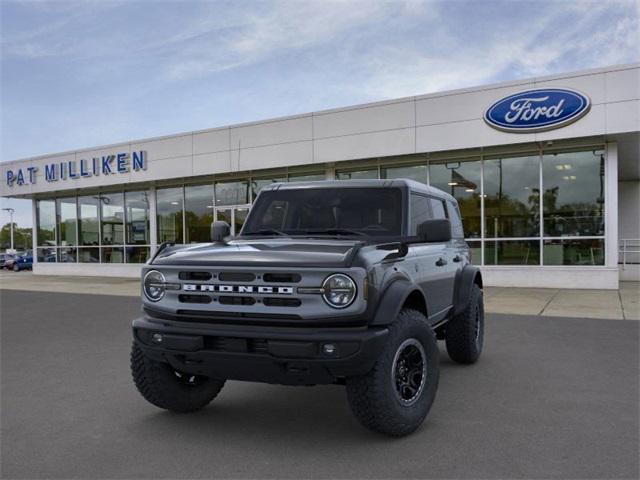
[152,333,163,344]
[323,343,336,355]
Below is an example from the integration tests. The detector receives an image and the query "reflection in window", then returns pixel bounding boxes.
[410,194,430,235]
[125,191,150,245]
[484,240,540,265]
[336,168,378,180]
[78,247,100,263]
[484,155,540,238]
[37,247,56,262]
[288,172,325,182]
[430,160,481,238]
[126,246,150,263]
[157,187,184,243]
[383,164,428,184]
[185,184,214,243]
[37,200,56,246]
[543,239,604,265]
[429,198,447,219]
[543,150,605,237]
[446,201,465,239]
[58,247,77,263]
[215,180,249,206]
[101,247,124,263]
[252,177,286,198]
[235,207,249,235]
[78,196,100,246]
[100,193,124,245]
[56,198,77,246]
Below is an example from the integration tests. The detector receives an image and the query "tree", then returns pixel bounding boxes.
[0,223,32,251]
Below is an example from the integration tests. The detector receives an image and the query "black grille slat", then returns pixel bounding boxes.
[219,272,256,282]
[179,271,212,281]
[263,273,301,283]
[263,297,302,307]
[178,294,212,304]
[219,296,256,306]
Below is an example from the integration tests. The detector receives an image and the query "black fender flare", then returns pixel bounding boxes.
[370,277,427,326]
[453,265,483,317]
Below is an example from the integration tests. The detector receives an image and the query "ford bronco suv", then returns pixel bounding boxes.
[131,179,484,436]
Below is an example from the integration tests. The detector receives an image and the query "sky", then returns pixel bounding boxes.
[1,0,639,228]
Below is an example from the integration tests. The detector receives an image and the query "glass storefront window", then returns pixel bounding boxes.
[542,150,605,237]
[78,247,100,263]
[484,240,540,265]
[125,191,150,245]
[430,159,481,238]
[58,247,77,263]
[382,164,428,185]
[37,246,56,262]
[467,241,481,264]
[56,198,77,246]
[252,177,286,198]
[100,193,124,245]
[543,239,604,265]
[484,155,540,238]
[126,246,150,264]
[157,187,184,243]
[215,180,249,206]
[77,196,100,246]
[185,184,214,243]
[336,168,378,180]
[36,200,56,246]
[101,247,124,263]
[288,172,325,182]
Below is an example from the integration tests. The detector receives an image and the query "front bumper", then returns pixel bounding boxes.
[133,316,389,385]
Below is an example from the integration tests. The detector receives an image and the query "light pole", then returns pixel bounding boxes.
[2,207,15,251]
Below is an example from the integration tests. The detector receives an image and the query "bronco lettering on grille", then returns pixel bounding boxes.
[182,284,294,294]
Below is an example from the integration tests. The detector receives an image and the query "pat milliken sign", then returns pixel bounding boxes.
[484,88,591,133]
[5,151,147,187]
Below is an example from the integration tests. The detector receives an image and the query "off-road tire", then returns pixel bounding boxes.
[445,283,484,364]
[131,342,225,413]
[345,309,439,436]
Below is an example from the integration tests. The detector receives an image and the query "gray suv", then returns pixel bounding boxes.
[131,179,484,436]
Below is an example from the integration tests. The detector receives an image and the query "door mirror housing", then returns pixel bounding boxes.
[417,219,451,243]
[211,221,231,243]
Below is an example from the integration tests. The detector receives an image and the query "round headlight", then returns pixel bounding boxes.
[143,270,166,302]
[322,273,357,309]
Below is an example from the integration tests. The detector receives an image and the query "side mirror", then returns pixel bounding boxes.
[211,221,231,243]
[417,219,451,243]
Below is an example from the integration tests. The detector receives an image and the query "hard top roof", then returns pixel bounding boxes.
[260,178,457,202]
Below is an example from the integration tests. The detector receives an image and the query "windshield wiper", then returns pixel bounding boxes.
[243,229,289,236]
[303,228,367,237]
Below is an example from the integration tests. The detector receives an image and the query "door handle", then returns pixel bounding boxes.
[453,255,462,263]
[435,257,447,267]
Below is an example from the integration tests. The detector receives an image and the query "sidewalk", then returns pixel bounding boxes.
[1,271,638,320]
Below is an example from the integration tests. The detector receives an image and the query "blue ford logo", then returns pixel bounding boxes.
[484,88,591,133]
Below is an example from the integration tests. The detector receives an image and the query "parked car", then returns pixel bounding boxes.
[130,179,484,436]
[12,252,33,271]
[2,253,17,270]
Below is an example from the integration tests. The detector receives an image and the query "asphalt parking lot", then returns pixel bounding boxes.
[1,289,638,479]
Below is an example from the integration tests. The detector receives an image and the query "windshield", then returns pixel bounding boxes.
[241,187,403,237]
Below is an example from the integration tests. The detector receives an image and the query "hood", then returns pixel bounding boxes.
[151,238,362,268]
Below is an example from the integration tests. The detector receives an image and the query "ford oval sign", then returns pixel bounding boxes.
[484,88,591,133]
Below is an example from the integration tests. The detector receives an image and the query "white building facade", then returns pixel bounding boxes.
[2,63,639,288]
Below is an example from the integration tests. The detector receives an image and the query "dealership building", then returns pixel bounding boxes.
[1,63,638,288]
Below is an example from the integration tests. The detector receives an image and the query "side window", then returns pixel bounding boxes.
[447,200,465,238]
[429,198,447,220]
[410,194,431,235]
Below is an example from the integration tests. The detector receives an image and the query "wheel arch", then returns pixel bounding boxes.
[370,278,428,326]
[453,265,483,317]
